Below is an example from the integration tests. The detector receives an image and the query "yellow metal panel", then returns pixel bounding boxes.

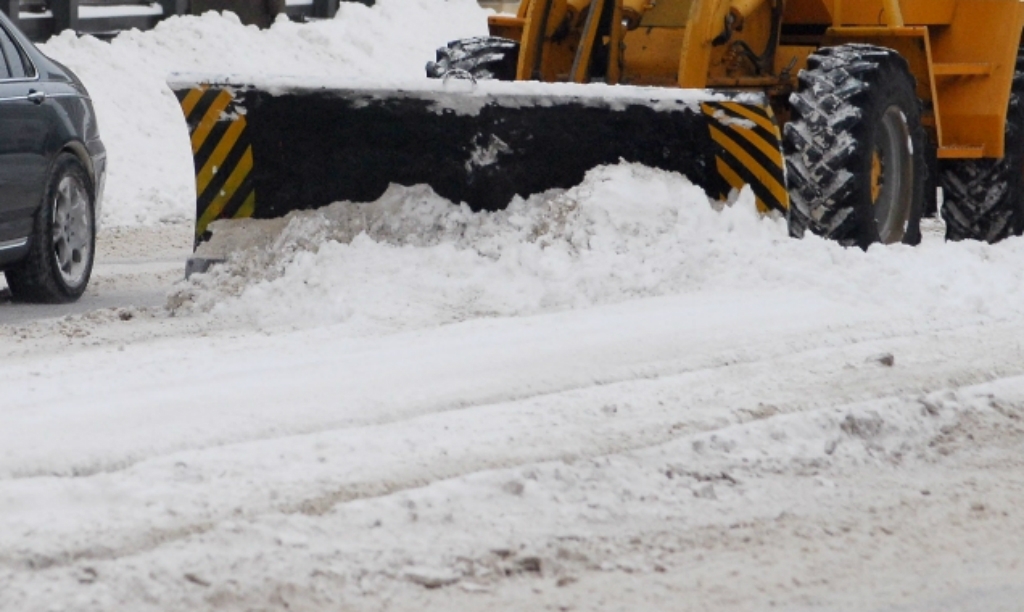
[488,15,525,41]
[828,1,1024,159]
[607,0,625,84]
[938,146,985,159]
[783,0,831,24]
[516,0,546,80]
[622,27,687,85]
[902,0,955,25]
[678,0,732,88]
[784,0,956,26]
[882,0,904,27]
[933,63,994,77]
[571,0,605,82]
[640,0,693,27]
[835,0,898,26]
[928,0,1024,158]
[774,45,814,80]
[829,26,928,37]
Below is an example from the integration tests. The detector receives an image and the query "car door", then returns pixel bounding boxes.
[0,22,50,247]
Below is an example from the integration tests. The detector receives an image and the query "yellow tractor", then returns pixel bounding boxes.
[172,0,1024,272]
[427,0,1024,246]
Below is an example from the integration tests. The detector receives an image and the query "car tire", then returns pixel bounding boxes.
[5,153,96,303]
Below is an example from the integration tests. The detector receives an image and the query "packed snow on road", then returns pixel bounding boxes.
[2,1,1023,610]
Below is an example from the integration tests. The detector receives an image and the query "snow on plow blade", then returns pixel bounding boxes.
[170,76,788,272]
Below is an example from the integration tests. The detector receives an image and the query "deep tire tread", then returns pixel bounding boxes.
[426,36,520,81]
[784,44,926,247]
[940,55,1024,243]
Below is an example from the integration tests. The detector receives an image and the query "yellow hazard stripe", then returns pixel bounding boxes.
[723,122,786,171]
[179,86,207,119]
[190,90,234,155]
[708,124,789,209]
[197,147,254,235]
[715,157,771,213]
[234,191,257,220]
[701,101,789,213]
[714,101,778,135]
[176,86,258,241]
[197,117,247,196]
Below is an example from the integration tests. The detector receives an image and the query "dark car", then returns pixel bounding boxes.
[0,9,105,303]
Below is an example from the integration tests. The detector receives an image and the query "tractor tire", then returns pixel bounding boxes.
[939,55,1024,243]
[426,36,520,81]
[784,44,926,248]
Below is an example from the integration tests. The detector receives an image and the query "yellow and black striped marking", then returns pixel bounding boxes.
[700,101,789,214]
[176,86,256,242]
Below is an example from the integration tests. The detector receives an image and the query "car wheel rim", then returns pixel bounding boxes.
[51,174,92,288]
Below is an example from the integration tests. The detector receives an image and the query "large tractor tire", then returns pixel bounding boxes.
[426,36,520,81]
[784,44,926,248]
[939,55,1024,243]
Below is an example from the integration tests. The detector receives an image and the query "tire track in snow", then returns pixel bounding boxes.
[7,366,1024,612]
[0,307,1003,482]
[3,319,1023,572]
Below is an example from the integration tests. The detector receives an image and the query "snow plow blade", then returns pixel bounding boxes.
[170,76,788,271]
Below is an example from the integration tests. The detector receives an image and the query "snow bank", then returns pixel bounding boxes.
[172,163,1024,335]
[172,164,752,329]
[38,0,489,226]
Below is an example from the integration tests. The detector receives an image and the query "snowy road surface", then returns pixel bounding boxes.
[2,0,1023,610]
[2,216,1023,611]
[0,225,191,325]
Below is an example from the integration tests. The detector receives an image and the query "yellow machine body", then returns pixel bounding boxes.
[175,0,1024,270]
[489,0,1024,160]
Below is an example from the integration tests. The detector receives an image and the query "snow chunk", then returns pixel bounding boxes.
[169,163,781,331]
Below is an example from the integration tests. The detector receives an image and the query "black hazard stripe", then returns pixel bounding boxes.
[176,87,257,240]
[701,102,788,213]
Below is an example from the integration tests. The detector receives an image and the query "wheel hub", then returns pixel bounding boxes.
[51,175,92,287]
[871,150,884,204]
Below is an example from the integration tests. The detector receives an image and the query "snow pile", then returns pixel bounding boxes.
[38,0,489,226]
[172,162,1024,334]
[171,164,763,328]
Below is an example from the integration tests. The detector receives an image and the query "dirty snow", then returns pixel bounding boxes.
[2,1,1024,611]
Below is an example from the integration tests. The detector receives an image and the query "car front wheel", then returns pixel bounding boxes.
[6,153,96,303]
